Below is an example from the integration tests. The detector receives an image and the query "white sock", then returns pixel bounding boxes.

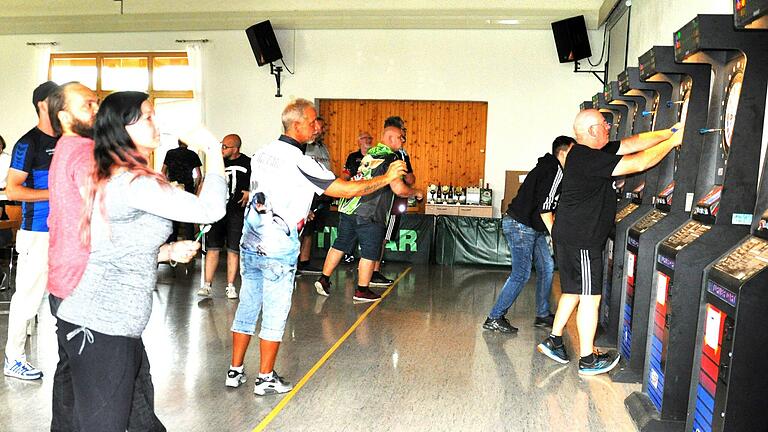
[230,365,243,373]
[258,371,274,380]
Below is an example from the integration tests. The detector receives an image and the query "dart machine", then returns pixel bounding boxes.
[626,14,768,432]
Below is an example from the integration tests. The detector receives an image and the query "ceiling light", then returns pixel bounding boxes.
[497,19,521,25]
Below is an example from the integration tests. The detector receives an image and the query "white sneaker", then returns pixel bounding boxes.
[4,355,43,380]
[197,283,212,297]
[225,284,238,299]
[254,371,293,396]
[225,369,246,388]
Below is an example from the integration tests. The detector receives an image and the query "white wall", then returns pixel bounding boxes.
[0,28,604,214]
[626,0,733,65]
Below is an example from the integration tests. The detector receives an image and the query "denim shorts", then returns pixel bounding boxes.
[231,251,297,341]
[331,213,386,260]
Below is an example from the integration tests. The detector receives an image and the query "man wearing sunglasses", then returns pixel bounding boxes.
[537,108,683,376]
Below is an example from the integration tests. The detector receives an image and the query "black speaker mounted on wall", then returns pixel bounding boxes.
[245,20,286,97]
[245,20,283,66]
[551,15,592,63]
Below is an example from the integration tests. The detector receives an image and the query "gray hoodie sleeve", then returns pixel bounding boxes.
[125,173,227,224]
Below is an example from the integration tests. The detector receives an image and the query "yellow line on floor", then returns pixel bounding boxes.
[252,266,413,432]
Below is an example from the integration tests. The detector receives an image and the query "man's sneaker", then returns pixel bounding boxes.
[342,254,356,263]
[537,336,570,364]
[253,371,293,396]
[482,317,518,334]
[225,369,246,388]
[197,283,212,297]
[578,351,621,376]
[225,284,238,299]
[534,314,556,328]
[3,355,43,380]
[297,262,323,276]
[314,278,331,296]
[369,271,394,287]
[353,287,381,302]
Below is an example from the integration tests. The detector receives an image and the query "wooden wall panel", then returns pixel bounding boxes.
[318,99,488,209]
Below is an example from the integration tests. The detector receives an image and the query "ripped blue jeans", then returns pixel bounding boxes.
[231,251,297,342]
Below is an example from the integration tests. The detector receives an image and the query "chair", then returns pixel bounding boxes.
[0,204,21,314]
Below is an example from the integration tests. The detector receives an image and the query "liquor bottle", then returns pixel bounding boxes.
[437,182,442,203]
[480,182,492,206]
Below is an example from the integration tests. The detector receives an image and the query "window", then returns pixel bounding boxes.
[49,52,198,171]
[49,52,193,102]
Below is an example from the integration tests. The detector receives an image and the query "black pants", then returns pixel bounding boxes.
[54,314,166,432]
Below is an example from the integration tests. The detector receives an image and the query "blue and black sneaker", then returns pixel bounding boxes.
[537,336,570,364]
[578,351,621,376]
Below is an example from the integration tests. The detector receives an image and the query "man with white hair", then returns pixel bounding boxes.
[537,109,683,376]
[226,98,407,395]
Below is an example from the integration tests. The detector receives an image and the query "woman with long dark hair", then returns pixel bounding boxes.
[55,91,226,431]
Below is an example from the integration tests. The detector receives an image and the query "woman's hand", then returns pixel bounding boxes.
[177,125,219,153]
[168,240,201,264]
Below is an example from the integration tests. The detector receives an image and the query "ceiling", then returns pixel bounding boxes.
[0,0,614,35]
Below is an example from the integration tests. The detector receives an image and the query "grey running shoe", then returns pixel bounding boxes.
[254,371,293,396]
[225,369,246,388]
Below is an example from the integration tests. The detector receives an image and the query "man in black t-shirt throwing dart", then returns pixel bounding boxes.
[537,109,683,376]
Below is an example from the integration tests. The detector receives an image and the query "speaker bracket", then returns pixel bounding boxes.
[574,60,606,85]
[270,63,283,98]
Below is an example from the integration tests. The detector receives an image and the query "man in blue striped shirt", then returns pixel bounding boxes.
[3,81,59,381]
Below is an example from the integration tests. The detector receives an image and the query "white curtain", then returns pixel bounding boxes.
[35,45,52,83]
[185,42,206,125]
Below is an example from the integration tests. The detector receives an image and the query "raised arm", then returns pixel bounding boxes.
[612,127,684,176]
[617,124,679,155]
[324,160,407,198]
[127,174,227,224]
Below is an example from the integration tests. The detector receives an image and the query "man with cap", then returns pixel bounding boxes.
[3,81,59,381]
[368,115,416,286]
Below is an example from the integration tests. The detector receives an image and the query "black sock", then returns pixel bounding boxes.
[357,285,368,292]
[299,260,310,266]
[580,353,595,364]
[319,274,330,283]
[549,334,563,346]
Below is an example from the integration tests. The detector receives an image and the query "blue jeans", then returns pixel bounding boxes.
[231,251,297,342]
[489,216,554,319]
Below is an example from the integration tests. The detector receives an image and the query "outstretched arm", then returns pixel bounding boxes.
[617,123,680,155]
[612,127,684,176]
[324,160,407,199]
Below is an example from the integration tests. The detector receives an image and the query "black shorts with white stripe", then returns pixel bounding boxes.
[384,214,400,242]
[555,243,603,296]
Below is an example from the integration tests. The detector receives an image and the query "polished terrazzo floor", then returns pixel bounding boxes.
[0,258,639,431]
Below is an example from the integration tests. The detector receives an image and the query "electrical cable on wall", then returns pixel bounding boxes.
[588,24,609,67]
